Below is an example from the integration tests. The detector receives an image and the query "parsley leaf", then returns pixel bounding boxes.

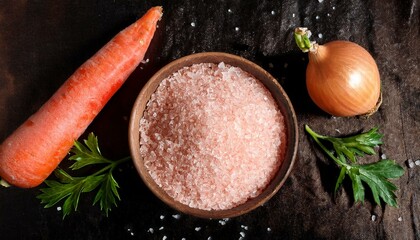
[37,133,130,218]
[305,125,404,207]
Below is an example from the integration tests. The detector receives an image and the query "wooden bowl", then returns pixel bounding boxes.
[128,52,298,218]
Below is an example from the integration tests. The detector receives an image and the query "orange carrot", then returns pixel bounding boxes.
[0,6,163,188]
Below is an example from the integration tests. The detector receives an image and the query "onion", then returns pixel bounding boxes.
[294,27,381,117]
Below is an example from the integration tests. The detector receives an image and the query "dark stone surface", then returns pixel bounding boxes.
[0,0,418,239]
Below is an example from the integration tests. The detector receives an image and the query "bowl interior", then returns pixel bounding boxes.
[129,52,298,218]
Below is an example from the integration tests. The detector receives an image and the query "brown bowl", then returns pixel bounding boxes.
[128,52,298,218]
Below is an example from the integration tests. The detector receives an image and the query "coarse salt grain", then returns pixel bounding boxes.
[415,159,420,166]
[407,159,415,168]
[140,63,286,211]
[371,215,377,221]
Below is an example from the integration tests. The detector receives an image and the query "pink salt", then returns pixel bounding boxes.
[139,62,286,210]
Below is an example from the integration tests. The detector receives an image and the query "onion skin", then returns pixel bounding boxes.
[295,28,381,117]
[307,41,381,117]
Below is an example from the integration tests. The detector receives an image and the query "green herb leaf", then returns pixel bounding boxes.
[323,127,383,163]
[69,133,111,170]
[305,125,405,207]
[357,160,404,207]
[37,133,130,218]
[93,173,120,216]
[334,167,347,195]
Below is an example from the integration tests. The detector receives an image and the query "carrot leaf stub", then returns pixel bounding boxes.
[37,133,130,218]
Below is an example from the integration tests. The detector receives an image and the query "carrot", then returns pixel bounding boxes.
[0,6,163,188]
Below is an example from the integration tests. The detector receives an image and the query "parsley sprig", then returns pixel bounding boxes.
[305,125,404,207]
[37,133,130,218]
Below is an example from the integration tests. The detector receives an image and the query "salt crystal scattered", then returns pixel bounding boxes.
[327,13,331,17]
[318,0,324,2]
[130,232,134,236]
[381,154,387,159]
[172,214,181,219]
[228,9,232,13]
[371,215,377,221]
[191,22,196,27]
[56,206,62,211]
[241,225,248,230]
[271,10,275,15]
[315,15,320,20]
[219,220,227,225]
[159,226,164,231]
[292,13,296,17]
[195,227,202,231]
[407,159,415,168]
[147,228,154,234]
[235,27,240,31]
[318,33,323,38]
[267,227,272,232]
[240,232,246,237]
[398,217,403,222]
[163,236,167,240]
[335,129,341,133]
[160,215,165,220]
[332,6,336,10]
[208,237,212,240]
[415,159,420,166]
[140,63,286,211]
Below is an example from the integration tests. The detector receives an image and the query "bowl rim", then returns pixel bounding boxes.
[128,52,298,219]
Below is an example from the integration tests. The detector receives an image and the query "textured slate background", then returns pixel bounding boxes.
[0,0,419,239]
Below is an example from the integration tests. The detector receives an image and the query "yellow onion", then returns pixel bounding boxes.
[294,27,381,117]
